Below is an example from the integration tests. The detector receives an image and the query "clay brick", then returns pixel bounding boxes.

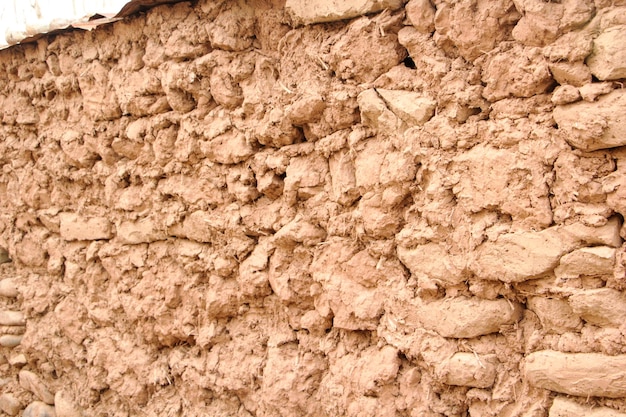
[525,350,626,397]
[59,213,114,241]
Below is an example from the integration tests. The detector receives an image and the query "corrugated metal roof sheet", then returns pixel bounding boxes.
[0,0,184,50]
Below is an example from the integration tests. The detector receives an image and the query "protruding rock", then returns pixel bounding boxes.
[8,353,27,366]
[55,390,84,417]
[527,297,582,334]
[286,0,405,25]
[358,89,405,134]
[0,279,18,298]
[0,335,22,348]
[329,150,359,206]
[59,213,114,241]
[0,311,25,326]
[579,82,614,102]
[287,93,326,125]
[117,218,167,244]
[554,89,626,151]
[549,397,626,417]
[436,352,498,388]
[551,85,581,105]
[397,243,467,286]
[587,26,626,80]
[19,371,55,405]
[23,401,56,417]
[555,246,615,281]
[201,130,255,165]
[548,61,592,87]
[525,350,626,398]
[419,297,523,338]
[376,89,436,126]
[0,393,21,416]
[405,0,435,33]
[0,247,10,265]
[482,45,554,101]
[274,216,327,247]
[472,219,621,282]
[569,288,626,327]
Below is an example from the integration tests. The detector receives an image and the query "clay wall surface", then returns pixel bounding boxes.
[0,0,626,415]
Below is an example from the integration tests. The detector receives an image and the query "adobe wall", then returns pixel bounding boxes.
[1,0,626,415]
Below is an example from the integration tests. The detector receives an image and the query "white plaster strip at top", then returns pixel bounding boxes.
[0,0,182,50]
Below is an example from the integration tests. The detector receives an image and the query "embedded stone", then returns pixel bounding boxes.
[19,370,55,405]
[117,219,167,244]
[555,246,615,280]
[549,397,626,417]
[0,248,10,265]
[273,216,327,247]
[525,350,626,397]
[587,25,626,81]
[527,297,582,334]
[0,335,22,348]
[201,130,255,165]
[551,85,581,105]
[286,0,405,24]
[436,353,498,388]
[548,61,592,87]
[0,279,18,298]
[59,213,114,241]
[23,401,56,417]
[569,288,626,327]
[397,243,466,286]
[472,219,621,282]
[554,89,626,151]
[0,393,21,416]
[419,297,523,338]
[376,89,436,126]
[358,89,404,134]
[55,390,84,417]
[0,311,25,326]
[405,0,435,33]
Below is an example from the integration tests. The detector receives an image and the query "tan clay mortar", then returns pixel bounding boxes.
[0,0,626,415]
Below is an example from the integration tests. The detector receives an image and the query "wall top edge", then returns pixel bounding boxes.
[0,0,185,51]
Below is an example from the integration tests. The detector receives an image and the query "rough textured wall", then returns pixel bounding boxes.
[0,0,626,415]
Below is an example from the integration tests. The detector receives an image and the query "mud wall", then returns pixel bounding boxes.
[1,0,626,415]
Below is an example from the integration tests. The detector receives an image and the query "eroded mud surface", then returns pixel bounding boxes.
[1,0,626,415]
